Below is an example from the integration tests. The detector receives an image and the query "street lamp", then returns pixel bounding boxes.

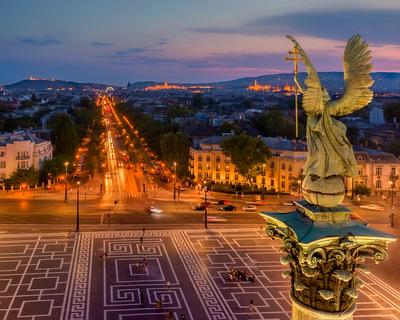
[204,182,208,229]
[64,162,69,200]
[297,179,301,198]
[173,162,177,201]
[262,164,266,200]
[76,181,80,232]
[390,180,395,227]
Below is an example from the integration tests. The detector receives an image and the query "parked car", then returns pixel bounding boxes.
[360,204,384,211]
[220,205,237,211]
[242,205,257,211]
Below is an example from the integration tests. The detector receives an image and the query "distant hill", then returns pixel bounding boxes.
[4,79,110,91]
[213,72,400,93]
[129,72,400,93]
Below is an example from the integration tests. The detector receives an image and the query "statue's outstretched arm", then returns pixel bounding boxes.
[287,36,324,115]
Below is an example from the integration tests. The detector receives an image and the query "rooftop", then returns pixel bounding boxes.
[0,130,47,146]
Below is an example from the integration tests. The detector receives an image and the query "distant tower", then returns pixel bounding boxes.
[127,81,131,89]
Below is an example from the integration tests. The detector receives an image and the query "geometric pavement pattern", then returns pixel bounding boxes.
[0,229,399,319]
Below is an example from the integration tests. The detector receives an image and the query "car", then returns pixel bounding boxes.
[242,205,257,211]
[246,200,267,206]
[147,206,163,214]
[360,204,384,211]
[282,202,295,206]
[203,216,227,222]
[220,205,237,211]
[211,199,226,205]
[193,204,206,211]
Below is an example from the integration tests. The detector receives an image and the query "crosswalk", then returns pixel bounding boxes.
[102,191,145,200]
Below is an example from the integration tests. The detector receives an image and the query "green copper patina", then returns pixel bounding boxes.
[287,35,373,207]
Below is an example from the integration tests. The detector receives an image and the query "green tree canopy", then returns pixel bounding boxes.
[354,184,371,197]
[160,132,190,177]
[53,113,79,156]
[10,167,39,187]
[385,140,400,157]
[221,133,271,182]
[191,93,203,110]
[251,109,300,138]
[383,103,400,122]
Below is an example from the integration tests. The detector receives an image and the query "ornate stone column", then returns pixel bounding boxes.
[260,201,395,320]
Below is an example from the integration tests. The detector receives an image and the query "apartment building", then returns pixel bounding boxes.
[189,136,307,193]
[189,136,400,195]
[0,130,53,180]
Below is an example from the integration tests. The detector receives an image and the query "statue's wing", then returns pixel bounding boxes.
[287,35,324,115]
[329,35,374,117]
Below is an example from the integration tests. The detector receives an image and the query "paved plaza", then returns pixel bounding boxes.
[0,228,399,320]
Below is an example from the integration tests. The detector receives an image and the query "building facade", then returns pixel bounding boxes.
[345,149,400,196]
[189,135,400,195]
[0,131,53,181]
[189,136,307,193]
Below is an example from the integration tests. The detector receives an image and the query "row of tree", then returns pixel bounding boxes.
[4,97,104,188]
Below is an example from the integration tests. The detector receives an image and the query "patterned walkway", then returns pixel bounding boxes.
[0,229,399,319]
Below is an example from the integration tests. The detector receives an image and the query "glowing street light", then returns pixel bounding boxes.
[64,162,69,200]
[173,162,177,201]
[76,180,80,232]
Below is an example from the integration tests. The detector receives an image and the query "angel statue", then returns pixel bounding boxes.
[287,35,373,207]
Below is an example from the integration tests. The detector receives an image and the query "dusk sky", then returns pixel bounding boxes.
[1,0,400,85]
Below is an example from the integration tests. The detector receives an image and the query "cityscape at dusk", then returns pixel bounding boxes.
[0,1,400,320]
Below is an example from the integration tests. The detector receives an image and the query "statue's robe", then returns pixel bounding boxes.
[304,111,357,178]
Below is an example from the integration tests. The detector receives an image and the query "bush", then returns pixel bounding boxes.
[354,184,371,197]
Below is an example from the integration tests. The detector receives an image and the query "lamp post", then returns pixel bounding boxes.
[390,180,395,227]
[173,162,177,201]
[64,162,69,200]
[262,164,266,200]
[297,179,301,198]
[204,183,208,229]
[76,181,80,232]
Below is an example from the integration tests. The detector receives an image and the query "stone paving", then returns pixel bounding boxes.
[0,229,399,320]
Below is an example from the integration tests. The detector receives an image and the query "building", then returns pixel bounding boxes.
[369,105,385,125]
[346,148,400,196]
[0,130,53,181]
[189,135,400,194]
[189,136,307,193]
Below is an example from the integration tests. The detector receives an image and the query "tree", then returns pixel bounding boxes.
[160,132,190,177]
[385,140,400,157]
[166,105,190,120]
[191,93,203,110]
[251,109,299,138]
[9,167,39,187]
[383,103,400,122]
[53,114,79,156]
[354,184,371,197]
[19,99,33,109]
[221,133,271,182]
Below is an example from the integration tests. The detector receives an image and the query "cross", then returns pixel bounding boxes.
[285,46,304,138]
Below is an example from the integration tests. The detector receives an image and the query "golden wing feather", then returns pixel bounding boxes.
[328,35,374,117]
[286,35,324,115]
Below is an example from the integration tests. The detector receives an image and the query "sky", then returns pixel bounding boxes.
[1,0,400,85]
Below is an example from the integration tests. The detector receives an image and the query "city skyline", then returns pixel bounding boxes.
[1,0,400,85]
